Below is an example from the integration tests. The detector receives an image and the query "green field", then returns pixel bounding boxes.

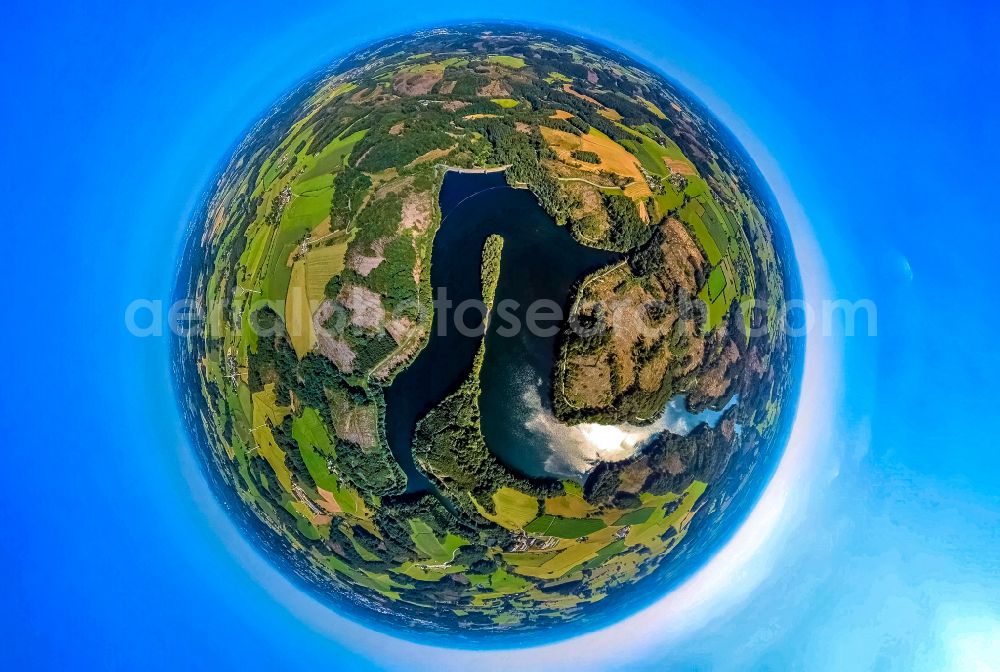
[544,493,594,518]
[486,55,526,69]
[291,408,338,491]
[581,539,628,570]
[706,265,727,301]
[638,96,668,120]
[301,129,368,181]
[409,519,466,563]
[524,514,607,539]
[613,507,655,526]
[502,550,560,567]
[472,487,539,530]
[490,98,519,108]
[514,540,606,579]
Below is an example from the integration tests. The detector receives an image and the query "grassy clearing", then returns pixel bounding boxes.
[598,108,624,122]
[652,187,685,217]
[284,188,334,233]
[502,550,560,567]
[540,126,651,197]
[328,81,358,97]
[409,519,452,562]
[524,514,606,539]
[580,539,628,570]
[301,129,368,181]
[490,98,519,108]
[469,567,530,595]
[706,264,729,301]
[396,561,467,582]
[491,488,539,529]
[304,242,348,307]
[513,541,605,579]
[487,55,526,69]
[638,96,668,119]
[613,507,654,526]
[544,494,594,518]
[285,260,315,357]
[471,487,539,530]
[251,384,292,492]
[292,173,334,196]
[291,408,338,491]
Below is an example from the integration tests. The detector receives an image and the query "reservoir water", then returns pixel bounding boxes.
[383,171,618,492]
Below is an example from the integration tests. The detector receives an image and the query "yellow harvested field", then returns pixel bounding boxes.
[513,541,605,579]
[251,385,293,492]
[471,488,539,530]
[638,96,668,119]
[304,242,347,307]
[637,199,649,223]
[310,215,332,239]
[316,488,343,514]
[463,113,498,120]
[549,109,574,120]
[406,145,454,168]
[540,126,651,197]
[544,494,595,518]
[251,383,288,426]
[598,108,623,122]
[285,260,315,358]
[624,182,652,200]
[254,426,292,492]
[663,156,697,176]
[562,84,601,106]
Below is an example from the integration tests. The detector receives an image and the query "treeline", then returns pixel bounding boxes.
[480,234,504,311]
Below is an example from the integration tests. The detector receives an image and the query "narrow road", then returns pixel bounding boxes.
[556,176,633,190]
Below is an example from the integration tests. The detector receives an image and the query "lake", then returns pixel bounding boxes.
[383,171,619,492]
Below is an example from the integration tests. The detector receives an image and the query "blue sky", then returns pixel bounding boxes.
[2,1,998,669]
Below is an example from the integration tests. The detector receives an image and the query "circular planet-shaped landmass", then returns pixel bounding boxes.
[174,24,802,641]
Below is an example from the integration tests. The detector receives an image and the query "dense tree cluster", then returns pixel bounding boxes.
[571,149,601,164]
[603,194,652,251]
